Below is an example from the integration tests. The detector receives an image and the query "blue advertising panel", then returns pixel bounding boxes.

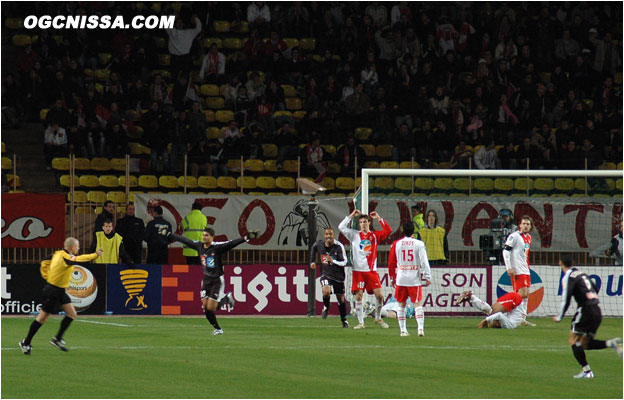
[106,264,162,315]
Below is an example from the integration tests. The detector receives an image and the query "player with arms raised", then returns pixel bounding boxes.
[388,221,431,337]
[338,209,392,329]
[553,255,622,379]
[502,215,534,325]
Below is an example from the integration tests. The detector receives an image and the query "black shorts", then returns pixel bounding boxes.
[320,276,345,296]
[571,305,602,337]
[200,277,221,301]
[41,283,72,314]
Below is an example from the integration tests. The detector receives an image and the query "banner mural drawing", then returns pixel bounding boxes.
[134,194,621,252]
[1,193,66,248]
[1,264,106,315]
[106,264,162,315]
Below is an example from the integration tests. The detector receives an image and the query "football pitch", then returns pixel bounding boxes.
[2,316,622,399]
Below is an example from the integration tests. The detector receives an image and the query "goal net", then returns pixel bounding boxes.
[345,168,623,318]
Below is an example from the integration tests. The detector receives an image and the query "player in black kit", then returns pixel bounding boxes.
[310,227,349,327]
[553,255,622,379]
[170,227,258,335]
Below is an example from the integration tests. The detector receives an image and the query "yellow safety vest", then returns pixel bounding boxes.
[95,231,123,263]
[412,214,425,238]
[41,250,99,288]
[419,226,446,261]
[182,210,207,256]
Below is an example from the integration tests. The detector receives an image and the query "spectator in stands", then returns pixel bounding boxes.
[105,122,129,157]
[449,140,473,169]
[337,134,365,174]
[361,63,379,94]
[558,140,582,170]
[46,99,71,128]
[418,209,449,266]
[243,28,266,65]
[392,123,416,162]
[473,138,501,170]
[223,120,244,157]
[189,137,211,178]
[247,1,271,34]
[246,122,265,159]
[199,43,226,84]
[43,122,68,170]
[170,111,192,173]
[187,101,207,146]
[264,30,288,59]
[345,83,371,129]
[517,137,544,169]
[147,117,171,174]
[580,138,603,169]
[150,74,167,104]
[286,2,310,37]
[303,136,327,183]
[116,203,145,264]
[165,12,202,80]
[276,122,299,170]
[246,72,266,102]
[499,142,519,169]
[234,86,253,126]
[555,29,580,63]
[209,138,229,178]
[224,75,242,109]
[371,102,393,143]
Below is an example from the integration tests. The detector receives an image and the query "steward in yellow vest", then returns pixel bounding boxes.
[91,219,134,265]
[417,210,449,265]
[182,203,208,264]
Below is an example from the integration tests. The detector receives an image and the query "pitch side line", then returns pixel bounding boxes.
[75,319,133,327]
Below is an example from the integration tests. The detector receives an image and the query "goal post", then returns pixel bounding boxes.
[355,168,623,317]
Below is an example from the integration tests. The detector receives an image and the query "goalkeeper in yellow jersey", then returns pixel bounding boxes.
[19,238,102,355]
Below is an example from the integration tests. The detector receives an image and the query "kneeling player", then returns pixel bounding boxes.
[553,255,622,379]
[310,227,349,327]
[388,221,431,337]
[455,290,524,329]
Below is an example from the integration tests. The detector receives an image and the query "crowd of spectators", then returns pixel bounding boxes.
[2,1,622,179]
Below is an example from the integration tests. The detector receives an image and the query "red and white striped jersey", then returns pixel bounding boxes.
[503,231,531,275]
[388,236,431,286]
[338,216,392,272]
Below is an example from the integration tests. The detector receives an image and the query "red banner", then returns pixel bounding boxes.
[1,193,65,248]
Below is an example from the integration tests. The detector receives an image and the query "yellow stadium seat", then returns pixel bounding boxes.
[157,54,171,66]
[99,175,119,188]
[95,69,110,81]
[414,178,434,191]
[215,110,235,123]
[276,176,296,190]
[473,178,494,192]
[127,191,143,202]
[201,110,215,123]
[6,174,20,187]
[534,178,555,192]
[256,176,276,190]
[263,159,278,172]
[514,177,535,192]
[617,162,623,170]
[67,191,88,203]
[213,20,230,33]
[237,176,256,190]
[268,192,285,196]
[321,145,336,157]
[283,159,299,173]
[374,177,395,191]
[571,193,589,198]
[1,142,5,153]
[261,144,278,158]
[107,191,127,203]
[12,34,32,47]
[248,192,265,196]
[178,176,198,189]
[399,161,420,169]
[375,144,393,158]
[555,178,575,192]
[226,158,243,172]
[200,84,220,97]
[283,38,299,48]
[285,97,302,110]
[281,85,297,97]
[60,175,80,188]
[494,178,514,192]
[616,179,622,191]
[320,177,335,190]
[434,178,453,191]
[336,177,355,191]
[429,193,448,197]
[75,206,95,215]
[205,97,225,110]
[293,110,307,119]
[244,159,264,172]
[110,158,126,172]
[550,193,569,198]
[273,110,293,119]
[601,162,617,170]
[363,161,379,169]
[354,127,372,141]
[79,175,99,188]
[118,175,138,188]
[204,38,223,48]
[73,158,91,171]
[206,127,222,140]
[217,176,237,190]
[449,193,468,197]
[299,38,316,51]
[360,144,376,157]
[574,178,587,192]
[394,177,413,192]
[52,157,70,171]
[159,175,179,189]
[453,178,472,191]
[198,176,217,190]
[138,175,158,189]
[5,18,24,29]
[87,190,107,203]
[604,179,615,191]
[90,157,111,171]
[40,108,50,120]
[223,38,242,49]
[379,161,399,169]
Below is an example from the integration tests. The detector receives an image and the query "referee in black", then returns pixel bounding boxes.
[169,227,258,335]
[553,254,622,379]
[310,227,349,327]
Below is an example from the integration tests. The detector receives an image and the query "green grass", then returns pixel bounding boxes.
[2,316,622,399]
